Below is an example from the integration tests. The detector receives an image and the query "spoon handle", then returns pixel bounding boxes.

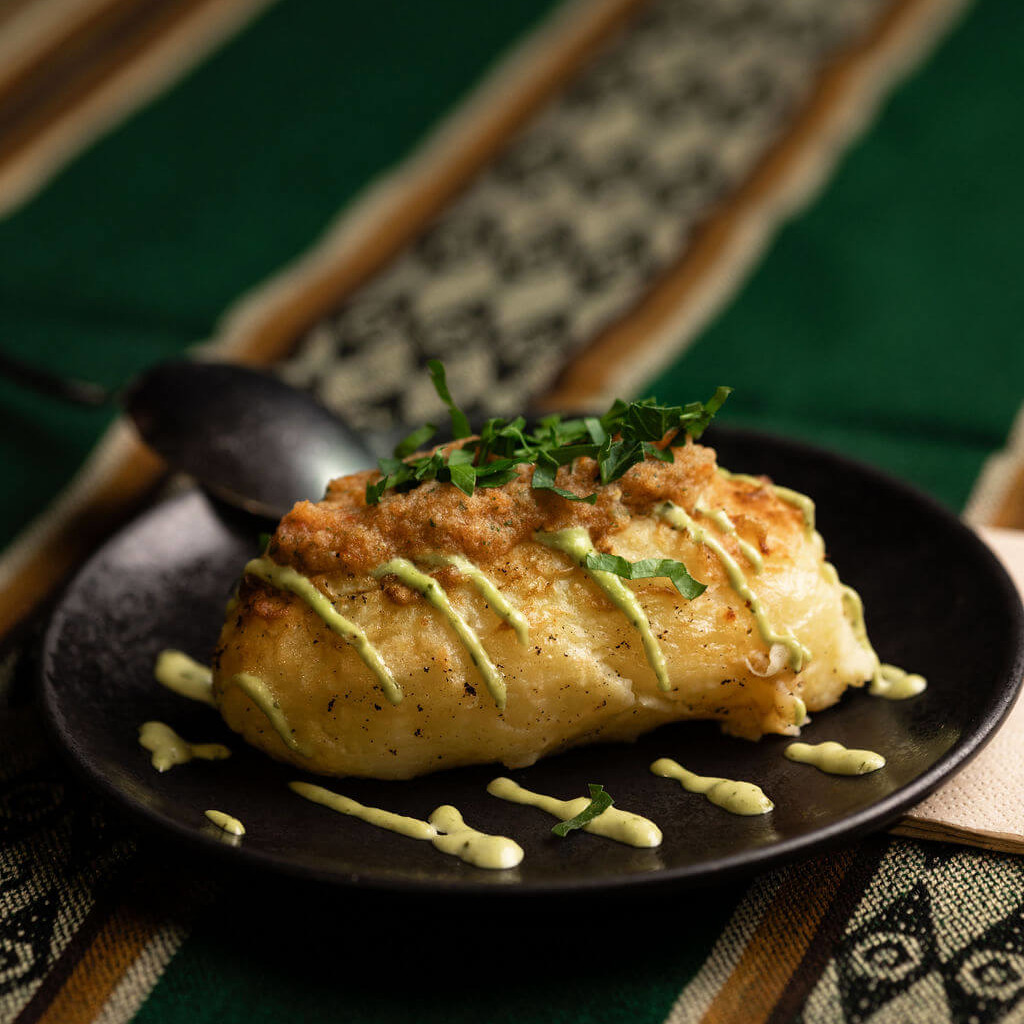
[0,350,111,407]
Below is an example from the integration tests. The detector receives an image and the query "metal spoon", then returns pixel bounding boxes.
[120,360,375,520]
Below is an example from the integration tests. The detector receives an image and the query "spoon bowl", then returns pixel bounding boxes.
[122,361,374,520]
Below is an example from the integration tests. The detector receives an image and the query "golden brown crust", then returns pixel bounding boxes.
[270,440,768,576]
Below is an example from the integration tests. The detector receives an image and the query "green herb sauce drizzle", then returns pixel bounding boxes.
[650,758,773,815]
[793,697,809,726]
[224,672,312,756]
[656,502,810,672]
[245,556,401,704]
[785,741,886,775]
[694,502,764,572]
[204,810,245,836]
[138,721,230,772]
[871,665,928,700]
[372,558,507,709]
[428,805,524,869]
[422,553,530,645]
[290,781,435,839]
[536,527,670,690]
[289,782,522,869]
[154,650,215,706]
[829,566,927,700]
[486,777,662,848]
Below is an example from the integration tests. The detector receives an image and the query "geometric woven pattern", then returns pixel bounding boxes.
[800,842,1024,1023]
[280,0,888,444]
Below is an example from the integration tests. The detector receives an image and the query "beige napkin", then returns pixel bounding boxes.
[892,527,1024,853]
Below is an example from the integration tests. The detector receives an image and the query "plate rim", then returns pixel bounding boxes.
[39,426,1024,895]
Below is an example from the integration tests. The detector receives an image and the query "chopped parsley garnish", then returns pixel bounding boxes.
[584,553,707,599]
[366,359,730,506]
[427,360,471,440]
[552,783,614,837]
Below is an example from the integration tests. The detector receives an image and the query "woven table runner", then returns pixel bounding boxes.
[1,1,1023,1022]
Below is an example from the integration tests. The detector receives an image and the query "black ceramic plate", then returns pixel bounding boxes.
[40,428,1024,895]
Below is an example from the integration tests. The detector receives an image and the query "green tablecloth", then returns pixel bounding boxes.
[1,1,1023,1022]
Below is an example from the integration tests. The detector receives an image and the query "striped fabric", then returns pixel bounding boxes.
[0,1,1022,1022]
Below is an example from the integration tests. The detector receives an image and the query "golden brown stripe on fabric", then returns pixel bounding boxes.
[90,922,188,1024]
[664,868,798,1023]
[29,902,163,1024]
[698,847,856,1024]
[0,0,277,216]
[10,856,155,1024]
[0,0,229,170]
[11,875,123,1024]
[537,0,966,410]
[0,0,43,31]
[14,861,212,1024]
[0,0,152,116]
[762,838,892,1024]
[0,0,99,65]
[0,0,79,46]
